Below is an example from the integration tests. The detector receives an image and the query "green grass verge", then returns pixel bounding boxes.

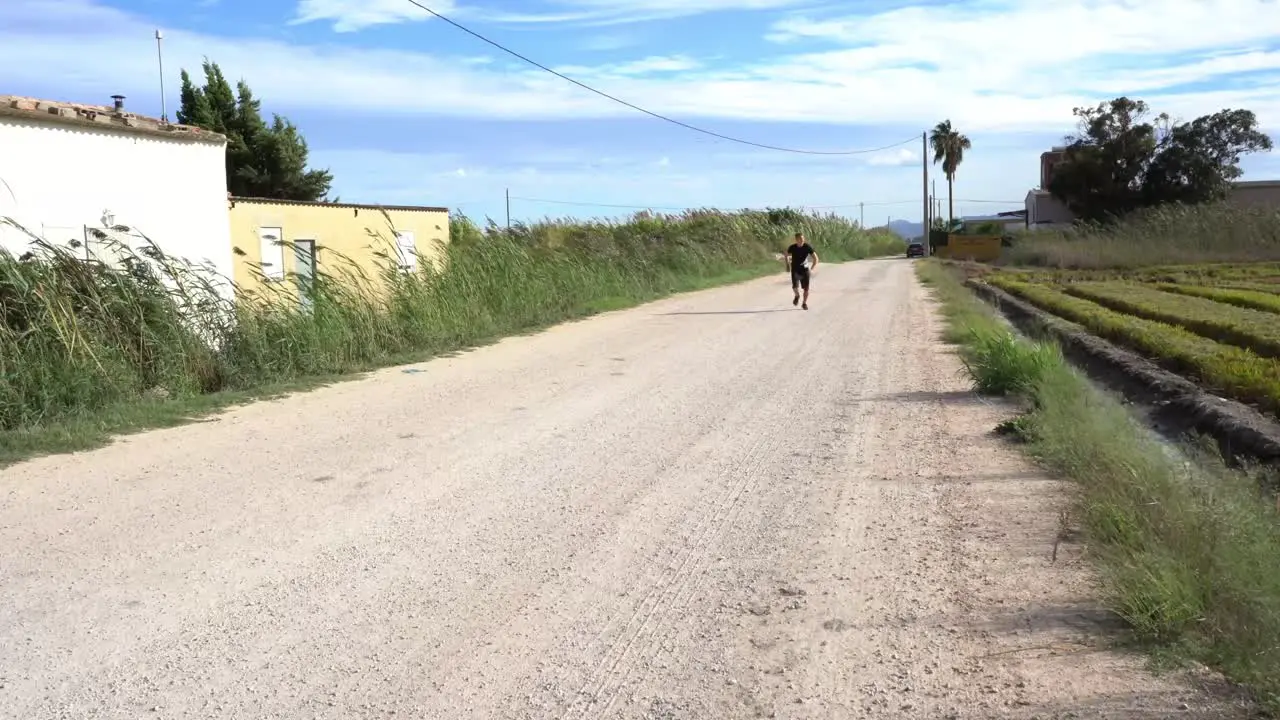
[0,209,902,466]
[987,275,1280,417]
[1063,281,1280,359]
[1155,283,1280,315]
[920,259,1280,712]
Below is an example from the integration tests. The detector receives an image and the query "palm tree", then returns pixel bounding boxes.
[929,120,972,225]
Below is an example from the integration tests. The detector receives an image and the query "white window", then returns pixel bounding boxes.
[394,231,417,272]
[257,227,285,280]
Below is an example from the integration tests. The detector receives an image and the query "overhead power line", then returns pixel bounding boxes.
[402,0,920,156]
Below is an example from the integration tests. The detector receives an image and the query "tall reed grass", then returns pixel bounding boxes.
[1002,202,1280,269]
[0,208,901,437]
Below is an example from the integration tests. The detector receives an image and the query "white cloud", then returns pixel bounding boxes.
[580,34,640,51]
[1084,50,1280,95]
[291,0,458,31]
[3,0,1278,136]
[470,0,814,26]
[765,0,1280,100]
[867,148,919,167]
[292,0,813,29]
[554,55,703,78]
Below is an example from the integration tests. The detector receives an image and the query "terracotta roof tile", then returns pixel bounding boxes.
[0,94,226,144]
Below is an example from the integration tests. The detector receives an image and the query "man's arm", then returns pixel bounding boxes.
[811,250,820,268]
[783,246,792,271]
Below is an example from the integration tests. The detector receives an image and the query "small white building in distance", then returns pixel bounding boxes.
[0,94,235,299]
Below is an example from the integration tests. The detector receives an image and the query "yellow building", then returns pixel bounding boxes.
[227,196,450,302]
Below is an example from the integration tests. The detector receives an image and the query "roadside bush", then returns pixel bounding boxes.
[962,328,1063,397]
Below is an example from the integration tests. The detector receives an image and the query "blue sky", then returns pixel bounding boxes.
[3,0,1279,225]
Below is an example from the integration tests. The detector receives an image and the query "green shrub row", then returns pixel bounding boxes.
[986,275,1280,416]
[1154,283,1280,315]
[1064,281,1280,359]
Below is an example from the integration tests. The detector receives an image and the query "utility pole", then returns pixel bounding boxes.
[505,188,510,231]
[921,131,929,252]
[859,202,864,228]
[155,29,168,122]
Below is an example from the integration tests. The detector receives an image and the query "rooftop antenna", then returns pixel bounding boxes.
[155,29,168,122]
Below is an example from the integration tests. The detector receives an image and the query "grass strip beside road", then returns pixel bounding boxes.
[1154,283,1280,315]
[920,259,1280,712]
[1063,281,1280,360]
[986,275,1280,417]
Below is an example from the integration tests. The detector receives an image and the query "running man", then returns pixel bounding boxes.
[784,231,819,310]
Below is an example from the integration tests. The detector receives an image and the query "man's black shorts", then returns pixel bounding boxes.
[791,267,811,291]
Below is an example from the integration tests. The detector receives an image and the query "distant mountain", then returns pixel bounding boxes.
[884,219,924,240]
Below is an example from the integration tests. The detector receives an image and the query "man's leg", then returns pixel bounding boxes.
[791,270,801,305]
[801,271,810,309]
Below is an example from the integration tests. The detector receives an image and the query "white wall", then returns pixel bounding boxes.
[0,116,234,301]
[1025,191,1076,229]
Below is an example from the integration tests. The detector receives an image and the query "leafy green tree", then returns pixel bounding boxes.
[1048,97,1272,223]
[177,59,333,201]
[929,119,972,224]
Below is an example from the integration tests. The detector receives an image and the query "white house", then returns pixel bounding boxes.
[0,94,234,300]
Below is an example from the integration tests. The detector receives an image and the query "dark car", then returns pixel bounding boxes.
[906,241,925,258]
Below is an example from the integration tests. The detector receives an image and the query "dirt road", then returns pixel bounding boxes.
[0,259,1243,718]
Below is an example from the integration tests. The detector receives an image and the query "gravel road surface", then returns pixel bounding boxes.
[0,259,1246,718]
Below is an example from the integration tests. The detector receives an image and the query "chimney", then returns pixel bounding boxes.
[111,95,125,112]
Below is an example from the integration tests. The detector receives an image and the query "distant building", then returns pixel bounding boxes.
[1025,146,1079,229]
[0,93,234,299]
[1039,146,1068,189]
[1023,145,1280,228]
[1024,190,1076,229]
[228,197,450,307]
[1231,180,1280,210]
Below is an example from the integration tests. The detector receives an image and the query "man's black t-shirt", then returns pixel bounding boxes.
[787,243,815,270]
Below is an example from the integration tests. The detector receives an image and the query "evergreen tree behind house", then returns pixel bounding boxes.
[178,60,334,202]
